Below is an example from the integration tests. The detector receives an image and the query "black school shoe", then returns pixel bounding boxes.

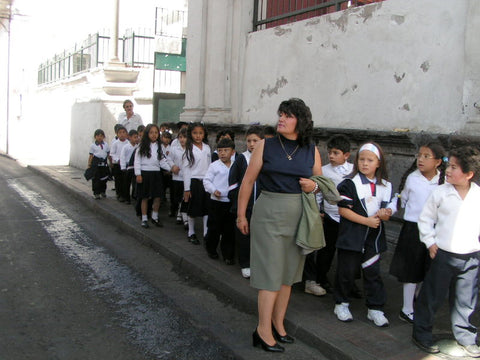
[188,234,200,245]
[412,336,439,354]
[151,218,163,227]
[399,311,414,324]
[141,220,149,229]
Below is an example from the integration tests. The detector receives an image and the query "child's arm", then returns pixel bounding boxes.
[203,164,216,195]
[418,190,439,258]
[339,207,380,228]
[87,154,93,168]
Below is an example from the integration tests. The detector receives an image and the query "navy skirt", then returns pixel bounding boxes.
[137,170,164,199]
[389,220,431,283]
[187,178,209,217]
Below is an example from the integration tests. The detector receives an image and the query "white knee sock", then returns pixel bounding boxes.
[141,215,148,222]
[402,283,416,314]
[203,215,208,237]
[152,211,158,220]
[188,217,195,236]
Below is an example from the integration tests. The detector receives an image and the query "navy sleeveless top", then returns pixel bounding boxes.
[259,135,315,194]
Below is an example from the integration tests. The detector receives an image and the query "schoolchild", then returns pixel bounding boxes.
[170,121,188,150]
[110,126,129,202]
[263,125,276,139]
[203,138,236,264]
[87,129,111,199]
[119,129,139,205]
[168,128,188,227]
[134,124,177,228]
[334,142,393,327]
[211,129,236,162]
[412,146,480,357]
[389,142,446,324]
[228,125,264,278]
[160,131,174,214]
[183,122,211,244]
[303,135,353,296]
[137,125,145,141]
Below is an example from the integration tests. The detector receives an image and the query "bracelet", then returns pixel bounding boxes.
[309,182,319,194]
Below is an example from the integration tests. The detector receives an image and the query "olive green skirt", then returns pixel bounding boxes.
[250,191,305,291]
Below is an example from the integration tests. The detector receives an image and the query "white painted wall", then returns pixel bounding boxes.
[184,0,480,134]
[242,0,473,132]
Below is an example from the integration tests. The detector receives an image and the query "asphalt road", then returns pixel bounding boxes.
[0,156,327,360]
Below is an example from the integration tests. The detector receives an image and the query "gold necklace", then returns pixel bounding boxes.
[278,135,299,160]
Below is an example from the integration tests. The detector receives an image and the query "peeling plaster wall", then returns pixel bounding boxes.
[241,0,474,133]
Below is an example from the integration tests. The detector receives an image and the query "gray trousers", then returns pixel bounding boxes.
[413,249,479,346]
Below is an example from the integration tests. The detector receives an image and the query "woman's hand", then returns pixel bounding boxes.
[136,175,143,184]
[184,191,191,202]
[428,244,438,259]
[299,178,316,193]
[236,217,249,235]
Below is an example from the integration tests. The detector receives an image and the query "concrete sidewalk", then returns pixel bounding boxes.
[29,164,478,360]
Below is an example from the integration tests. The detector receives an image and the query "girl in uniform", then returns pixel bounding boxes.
[183,122,211,244]
[134,124,176,228]
[389,142,445,324]
[334,142,393,327]
[87,129,111,199]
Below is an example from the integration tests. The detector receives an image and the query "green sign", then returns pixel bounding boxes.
[155,38,186,71]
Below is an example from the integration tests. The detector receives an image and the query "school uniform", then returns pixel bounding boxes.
[203,159,235,260]
[111,139,129,198]
[89,141,110,195]
[389,169,439,283]
[168,143,188,216]
[334,173,392,310]
[413,182,480,347]
[304,162,353,286]
[228,150,260,269]
[161,143,174,210]
[183,143,211,217]
[134,143,172,200]
[120,142,137,203]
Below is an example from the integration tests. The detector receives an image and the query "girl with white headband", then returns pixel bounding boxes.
[333,141,394,327]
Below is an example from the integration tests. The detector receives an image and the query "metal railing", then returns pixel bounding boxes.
[155,8,187,38]
[253,0,383,31]
[38,31,154,85]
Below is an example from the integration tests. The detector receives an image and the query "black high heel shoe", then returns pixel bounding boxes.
[252,328,285,352]
[272,324,295,344]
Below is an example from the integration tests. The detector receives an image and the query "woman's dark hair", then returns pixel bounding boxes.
[215,129,235,143]
[246,125,265,139]
[397,142,446,210]
[94,129,105,138]
[138,124,162,160]
[277,98,313,147]
[184,122,209,167]
[350,141,388,184]
[449,146,480,183]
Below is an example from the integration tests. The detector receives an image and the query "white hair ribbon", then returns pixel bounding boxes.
[359,143,381,160]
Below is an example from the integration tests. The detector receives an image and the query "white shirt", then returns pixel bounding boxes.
[418,182,480,254]
[120,142,137,170]
[401,169,439,222]
[134,143,172,175]
[118,112,143,132]
[320,162,353,222]
[183,143,211,191]
[168,144,186,181]
[89,141,110,159]
[110,138,128,163]
[203,160,232,202]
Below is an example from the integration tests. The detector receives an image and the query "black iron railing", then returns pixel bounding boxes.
[38,31,154,85]
[155,8,187,38]
[253,0,383,31]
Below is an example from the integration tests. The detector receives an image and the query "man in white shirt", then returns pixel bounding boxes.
[118,99,143,132]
